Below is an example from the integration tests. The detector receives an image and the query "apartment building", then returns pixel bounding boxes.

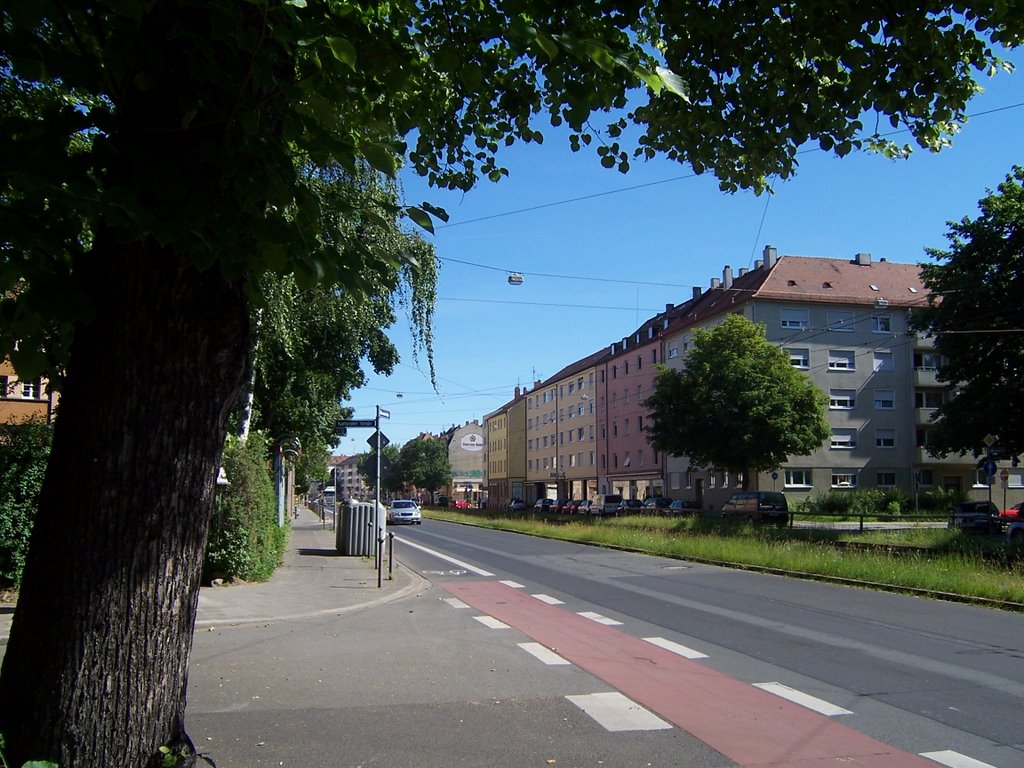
[524,349,606,503]
[0,359,58,424]
[596,306,677,500]
[661,247,1023,510]
[329,454,367,501]
[484,389,527,509]
[444,421,486,505]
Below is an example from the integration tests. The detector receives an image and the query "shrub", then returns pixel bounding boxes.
[203,433,286,583]
[0,419,52,587]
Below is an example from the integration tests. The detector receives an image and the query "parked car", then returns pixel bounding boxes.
[533,498,554,512]
[1000,501,1024,521]
[507,498,527,512]
[668,499,700,515]
[452,499,471,508]
[1008,520,1024,545]
[591,494,623,516]
[641,497,672,512]
[616,498,643,515]
[436,495,449,507]
[948,500,1002,534]
[720,491,789,525]
[387,499,422,525]
[572,499,593,514]
[549,499,569,513]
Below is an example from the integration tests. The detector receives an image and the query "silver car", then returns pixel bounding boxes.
[388,499,422,525]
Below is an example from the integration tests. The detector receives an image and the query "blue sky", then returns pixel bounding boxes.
[337,51,1024,455]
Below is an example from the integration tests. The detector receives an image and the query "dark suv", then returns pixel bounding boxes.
[720,491,789,525]
[948,501,1002,534]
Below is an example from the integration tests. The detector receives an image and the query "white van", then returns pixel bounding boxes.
[590,494,623,516]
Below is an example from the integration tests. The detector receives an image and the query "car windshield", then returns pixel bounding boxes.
[392,501,416,509]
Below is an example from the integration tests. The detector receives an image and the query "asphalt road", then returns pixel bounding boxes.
[186,519,1024,768]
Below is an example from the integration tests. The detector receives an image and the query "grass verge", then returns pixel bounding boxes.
[423,508,1024,609]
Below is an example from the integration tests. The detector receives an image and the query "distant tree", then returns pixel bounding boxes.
[399,438,453,497]
[644,314,830,483]
[915,167,1024,459]
[358,444,404,497]
[0,419,51,588]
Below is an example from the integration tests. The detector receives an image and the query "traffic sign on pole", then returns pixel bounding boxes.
[378,408,390,419]
[368,431,390,449]
[336,418,376,431]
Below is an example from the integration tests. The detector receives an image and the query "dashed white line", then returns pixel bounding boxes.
[753,682,853,716]
[566,692,673,732]
[531,593,565,605]
[442,597,470,609]
[920,751,1000,768]
[518,642,571,665]
[578,611,623,626]
[500,580,525,588]
[473,615,510,630]
[643,636,709,660]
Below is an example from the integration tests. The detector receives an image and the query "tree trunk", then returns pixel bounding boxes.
[0,241,249,767]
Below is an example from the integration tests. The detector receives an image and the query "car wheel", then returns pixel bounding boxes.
[1010,528,1024,544]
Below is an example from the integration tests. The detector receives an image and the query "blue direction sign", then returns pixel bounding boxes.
[982,459,997,477]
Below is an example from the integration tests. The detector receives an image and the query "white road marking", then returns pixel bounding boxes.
[566,692,673,732]
[578,611,623,626]
[396,537,495,576]
[920,751,1000,768]
[518,642,571,665]
[642,636,709,659]
[442,597,470,609]
[753,682,853,716]
[500,580,525,588]
[473,615,510,630]
[531,593,564,605]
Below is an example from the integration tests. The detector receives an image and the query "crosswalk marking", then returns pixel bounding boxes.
[753,682,853,716]
[442,597,470,609]
[473,615,510,629]
[566,692,673,732]
[578,611,623,626]
[531,593,564,605]
[500,580,525,588]
[518,642,571,665]
[642,636,709,659]
[920,751,999,768]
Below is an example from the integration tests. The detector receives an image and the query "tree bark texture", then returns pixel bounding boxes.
[0,243,249,766]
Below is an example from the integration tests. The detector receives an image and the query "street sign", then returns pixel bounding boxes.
[367,431,390,449]
[1000,468,1010,482]
[982,459,997,477]
[378,408,391,419]
[336,419,375,430]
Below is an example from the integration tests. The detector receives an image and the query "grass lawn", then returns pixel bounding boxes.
[422,508,1024,609]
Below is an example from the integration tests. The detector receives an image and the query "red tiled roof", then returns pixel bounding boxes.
[754,255,926,307]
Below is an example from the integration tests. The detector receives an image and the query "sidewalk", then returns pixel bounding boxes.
[1,506,425,644]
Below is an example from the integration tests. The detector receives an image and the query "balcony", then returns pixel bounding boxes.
[914,407,938,426]
[915,447,973,465]
[913,367,940,387]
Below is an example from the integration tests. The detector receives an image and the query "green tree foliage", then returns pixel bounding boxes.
[399,438,452,495]
[359,444,404,497]
[203,434,286,584]
[644,315,831,479]
[0,420,51,587]
[1,2,1021,765]
[915,167,1024,459]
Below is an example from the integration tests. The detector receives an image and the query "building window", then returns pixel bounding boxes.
[623,452,631,467]
[577,427,584,440]
[828,350,855,370]
[915,390,944,409]
[780,308,809,329]
[830,429,857,449]
[528,459,534,470]
[916,469,934,487]
[788,348,809,369]
[624,389,629,404]
[785,469,812,488]
[624,420,630,435]
[685,472,693,489]
[874,390,895,410]
[829,389,856,409]
[876,472,897,488]
[972,469,992,488]
[872,314,893,334]
[831,472,857,488]
[875,428,896,448]
[914,352,942,371]
[20,380,39,399]
[589,451,595,466]
[873,351,894,372]
[668,345,679,359]
[827,309,855,332]
[613,453,618,468]
[624,361,629,374]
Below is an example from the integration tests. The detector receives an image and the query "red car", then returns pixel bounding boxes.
[452,499,472,508]
[1000,501,1024,521]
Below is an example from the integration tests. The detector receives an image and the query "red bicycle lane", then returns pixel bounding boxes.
[445,580,937,768]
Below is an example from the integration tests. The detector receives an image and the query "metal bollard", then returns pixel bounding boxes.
[377,535,384,588]
[388,531,395,580]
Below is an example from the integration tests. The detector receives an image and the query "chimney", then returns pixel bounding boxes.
[763,245,778,268]
[710,277,721,290]
[854,252,872,266]
[723,265,733,289]
[692,286,702,299]
[739,267,748,277]
[754,259,763,270]
[665,303,673,313]
[514,386,521,398]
